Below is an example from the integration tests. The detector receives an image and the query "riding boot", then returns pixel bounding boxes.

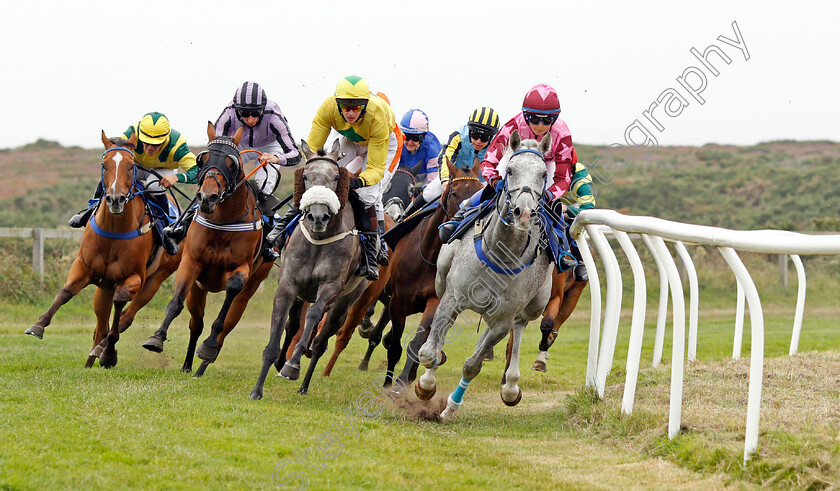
[68,184,103,228]
[574,263,588,282]
[153,221,180,256]
[68,206,96,228]
[266,206,301,251]
[438,205,468,243]
[559,253,577,272]
[149,193,179,255]
[377,219,389,266]
[164,206,196,243]
[356,206,380,281]
[261,227,280,262]
[400,194,427,222]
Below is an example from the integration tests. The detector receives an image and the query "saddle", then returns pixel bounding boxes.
[382,201,439,249]
[446,198,497,244]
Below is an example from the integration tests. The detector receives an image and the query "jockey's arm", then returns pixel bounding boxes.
[438,131,461,183]
[356,121,390,187]
[305,98,335,154]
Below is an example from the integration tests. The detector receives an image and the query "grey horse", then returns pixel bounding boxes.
[415,130,554,419]
[250,139,367,399]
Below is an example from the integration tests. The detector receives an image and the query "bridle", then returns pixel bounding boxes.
[100,146,141,202]
[442,176,480,220]
[496,149,548,226]
[195,138,243,203]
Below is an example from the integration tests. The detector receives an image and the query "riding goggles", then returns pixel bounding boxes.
[404,133,425,143]
[339,103,366,112]
[237,109,263,118]
[469,130,495,143]
[524,112,558,126]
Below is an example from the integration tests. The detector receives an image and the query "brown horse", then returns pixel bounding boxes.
[381,160,484,388]
[531,269,588,371]
[25,131,182,368]
[142,123,274,376]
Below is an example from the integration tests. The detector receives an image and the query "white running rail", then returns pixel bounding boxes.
[570,209,840,462]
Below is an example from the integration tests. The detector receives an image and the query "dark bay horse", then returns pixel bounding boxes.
[142,123,274,375]
[531,269,588,372]
[26,131,182,367]
[382,165,417,221]
[380,159,484,389]
[250,139,367,399]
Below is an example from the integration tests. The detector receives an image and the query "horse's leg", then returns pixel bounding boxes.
[143,265,198,352]
[299,305,350,395]
[281,283,341,382]
[502,329,514,385]
[117,254,180,334]
[501,319,527,406]
[359,306,390,371]
[100,274,142,368]
[415,295,463,402]
[284,304,307,362]
[534,287,562,372]
[382,301,407,388]
[26,258,91,339]
[441,320,512,420]
[181,285,207,374]
[251,286,297,400]
[544,279,588,352]
[196,271,247,366]
[357,302,377,338]
[396,297,439,388]
[323,279,384,376]
[86,287,113,368]
[275,300,303,373]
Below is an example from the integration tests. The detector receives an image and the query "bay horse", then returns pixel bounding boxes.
[25,131,182,368]
[379,159,484,389]
[382,165,417,221]
[142,123,274,376]
[417,131,554,419]
[531,269,588,372]
[250,139,367,399]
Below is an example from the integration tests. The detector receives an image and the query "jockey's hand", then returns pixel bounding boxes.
[259,154,281,165]
[440,180,450,200]
[349,177,364,189]
[159,175,178,188]
[489,175,503,192]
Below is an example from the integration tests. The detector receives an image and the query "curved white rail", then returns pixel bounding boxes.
[570,209,840,462]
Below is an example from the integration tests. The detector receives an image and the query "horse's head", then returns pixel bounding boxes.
[196,122,244,214]
[99,130,138,216]
[442,157,483,217]
[500,129,550,231]
[294,139,349,233]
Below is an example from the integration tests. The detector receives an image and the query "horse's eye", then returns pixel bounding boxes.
[303,174,309,181]
[333,174,339,181]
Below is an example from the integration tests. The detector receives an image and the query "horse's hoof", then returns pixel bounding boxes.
[358,320,374,339]
[142,335,164,353]
[196,343,219,363]
[358,360,369,371]
[279,362,300,381]
[180,365,192,374]
[531,360,547,372]
[484,350,495,362]
[99,352,118,369]
[24,325,44,339]
[439,351,447,366]
[414,382,436,401]
[250,390,263,401]
[297,386,308,396]
[502,388,523,407]
[441,397,462,420]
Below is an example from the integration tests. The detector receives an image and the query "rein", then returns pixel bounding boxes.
[299,224,359,245]
[497,150,548,226]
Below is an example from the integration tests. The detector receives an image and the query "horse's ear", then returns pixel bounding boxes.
[326,139,341,161]
[206,121,216,141]
[538,132,552,156]
[336,167,350,209]
[509,129,521,152]
[293,168,305,208]
[126,131,137,147]
[446,156,458,178]
[233,126,243,146]
[300,139,316,162]
[101,130,110,149]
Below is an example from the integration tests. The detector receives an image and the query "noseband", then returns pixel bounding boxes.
[196,138,243,202]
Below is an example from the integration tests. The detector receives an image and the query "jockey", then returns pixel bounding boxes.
[68,111,196,256]
[266,75,403,281]
[438,84,596,281]
[401,107,500,219]
[166,81,302,262]
[398,109,441,186]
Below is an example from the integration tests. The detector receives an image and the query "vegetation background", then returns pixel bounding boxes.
[1,140,839,489]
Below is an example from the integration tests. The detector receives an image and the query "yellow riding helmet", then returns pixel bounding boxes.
[137,112,171,145]
[468,107,501,133]
[334,75,370,104]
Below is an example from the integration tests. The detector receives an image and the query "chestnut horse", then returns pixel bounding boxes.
[142,123,274,376]
[381,159,484,388]
[25,131,182,367]
[531,268,588,371]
